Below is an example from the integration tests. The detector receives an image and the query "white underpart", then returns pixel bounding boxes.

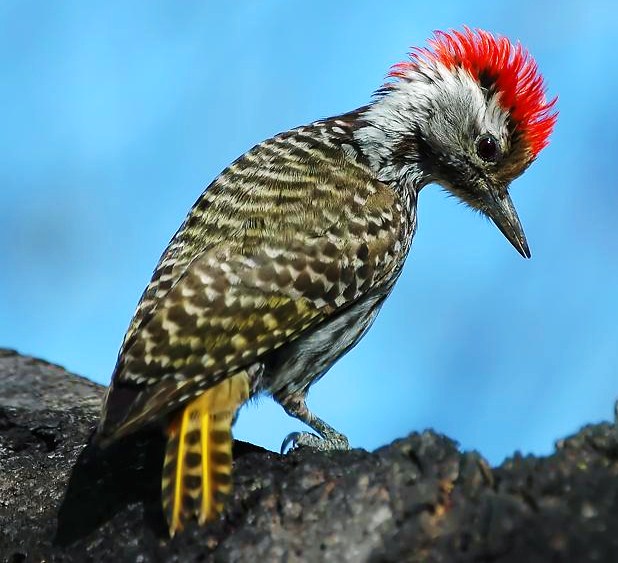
[354,60,510,190]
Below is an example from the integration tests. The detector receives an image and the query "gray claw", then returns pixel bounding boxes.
[280,432,301,454]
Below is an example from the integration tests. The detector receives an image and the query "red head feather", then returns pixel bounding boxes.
[389,28,557,157]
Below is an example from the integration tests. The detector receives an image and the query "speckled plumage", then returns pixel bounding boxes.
[97,117,415,444]
[94,28,556,535]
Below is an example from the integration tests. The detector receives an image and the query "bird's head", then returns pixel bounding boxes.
[356,28,557,258]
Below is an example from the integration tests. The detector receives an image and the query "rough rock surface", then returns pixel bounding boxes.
[1,348,617,562]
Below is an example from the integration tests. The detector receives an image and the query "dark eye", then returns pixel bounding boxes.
[476,134,500,162]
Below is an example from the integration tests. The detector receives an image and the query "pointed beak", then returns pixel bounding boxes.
[484,191,531,259]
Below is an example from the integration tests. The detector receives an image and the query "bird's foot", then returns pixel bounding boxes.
[280,430,350,454]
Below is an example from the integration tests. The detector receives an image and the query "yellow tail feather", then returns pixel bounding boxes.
[161,371,250,536]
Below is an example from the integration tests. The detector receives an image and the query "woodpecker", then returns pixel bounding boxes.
[94,28,557,535]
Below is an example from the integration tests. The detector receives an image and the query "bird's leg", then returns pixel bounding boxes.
[275,391,350,453]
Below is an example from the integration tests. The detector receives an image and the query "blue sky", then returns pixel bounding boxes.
[1,1,617,464]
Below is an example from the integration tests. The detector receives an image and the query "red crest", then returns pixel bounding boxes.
[389,28,557,156]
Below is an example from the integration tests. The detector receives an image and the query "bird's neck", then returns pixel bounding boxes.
[314,106,432,198]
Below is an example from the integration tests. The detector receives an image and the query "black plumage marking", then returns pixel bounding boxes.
[212,472,232,486]
[184,451,201,468]
[210,451,232,466]
[293,271,312,293]
[182,493,199,511]
[183,474,201,490]
[167,303,196,329]
[210,430,229,445]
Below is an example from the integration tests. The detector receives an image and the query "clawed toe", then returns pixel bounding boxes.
[280,431,350,453]
[280,431,322,453]
[280,432,300,454]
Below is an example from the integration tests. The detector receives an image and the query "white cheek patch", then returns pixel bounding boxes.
[429,66,510,151]
[425,67,485,150]
[353,60,512,183]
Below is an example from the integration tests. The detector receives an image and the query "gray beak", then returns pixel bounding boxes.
[484,191,531,259]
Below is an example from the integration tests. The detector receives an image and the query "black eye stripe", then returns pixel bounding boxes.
[476,134,499,162]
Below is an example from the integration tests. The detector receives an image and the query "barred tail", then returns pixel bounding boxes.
[161,371,250,536]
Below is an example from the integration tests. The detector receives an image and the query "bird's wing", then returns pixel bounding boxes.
[98,132,411,442]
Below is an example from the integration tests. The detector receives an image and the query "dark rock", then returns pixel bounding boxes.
[1,348,617,562]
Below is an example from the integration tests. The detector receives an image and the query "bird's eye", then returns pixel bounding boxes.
[476,134,500,163]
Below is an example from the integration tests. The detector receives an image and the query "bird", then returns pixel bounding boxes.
[93,27,557,536]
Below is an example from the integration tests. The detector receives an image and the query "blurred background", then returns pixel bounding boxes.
[1,1,616,465]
